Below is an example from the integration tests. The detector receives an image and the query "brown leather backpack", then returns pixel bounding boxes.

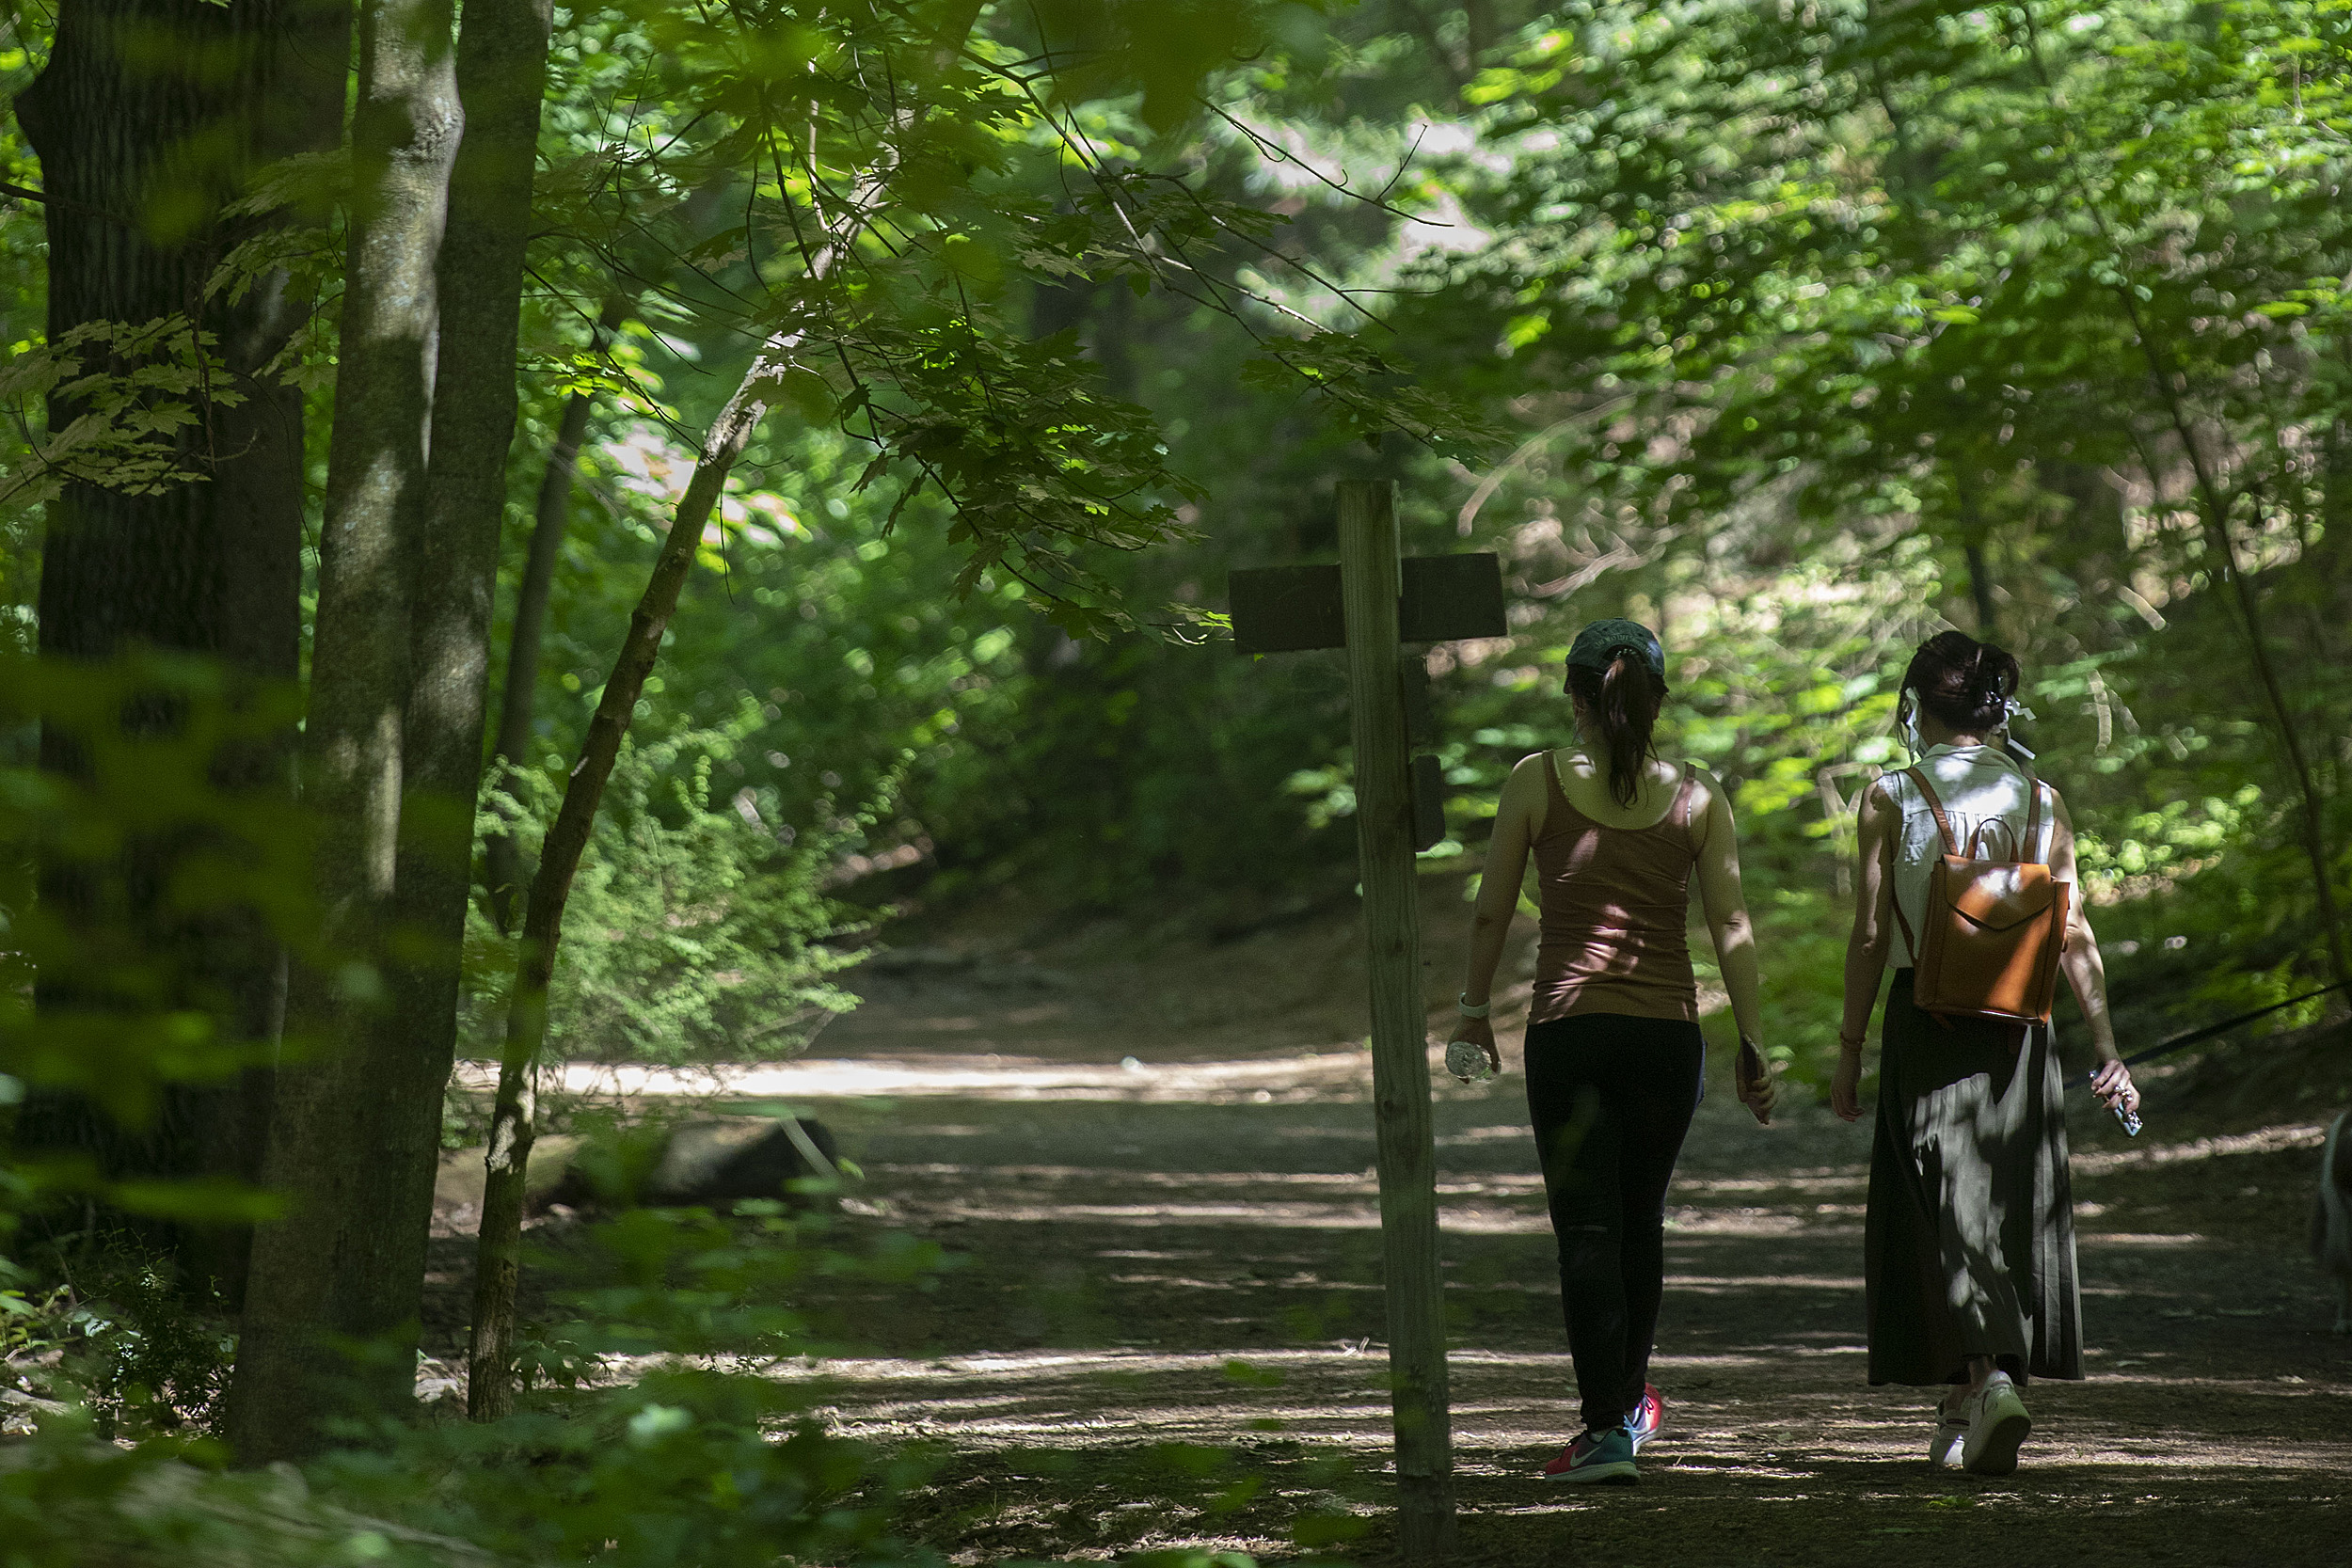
[1890,766,2070,1025]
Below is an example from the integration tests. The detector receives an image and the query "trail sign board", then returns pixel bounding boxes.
[1222,493,1506,1562]
[1228,553,1505,654]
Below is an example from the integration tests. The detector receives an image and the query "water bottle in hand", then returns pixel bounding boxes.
[1446,1038,1496,1082]
[2090,1069,2142,1136]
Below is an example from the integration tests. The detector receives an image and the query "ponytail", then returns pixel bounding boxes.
[1566,651,1663,807]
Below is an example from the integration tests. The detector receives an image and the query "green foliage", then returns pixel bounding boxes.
[311,1205,950,1568]
[0,320,250,517]
[46,1251,235,1441]
[0,1420,495,1568]
[0,652,309,1217]
[465,711,865,1065]
[8,0,2352,1554]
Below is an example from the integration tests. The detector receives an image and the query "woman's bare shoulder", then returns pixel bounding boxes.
[1679,760,1727,806]
[1506,751,1557,788]
[1496,752,1554,808]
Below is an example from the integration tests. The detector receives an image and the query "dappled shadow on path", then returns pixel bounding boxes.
[755,1050,2351,1564]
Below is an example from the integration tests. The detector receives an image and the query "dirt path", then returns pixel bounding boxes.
[777,1048,2350,1565]
[440,891,2352,1563]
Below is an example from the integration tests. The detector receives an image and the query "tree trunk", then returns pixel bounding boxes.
[2204,504,2351,989]
[2039,456,2132,643]
[485,298,627,934]
[228,0,462,1465]
[363,0,560,1413]
[2013,0,2350,989]
[465,340,801,1418]
[1463,0,1498,60]
[12,0,344,1301]
[1951,457,1999,640]
[465,145,895,1403]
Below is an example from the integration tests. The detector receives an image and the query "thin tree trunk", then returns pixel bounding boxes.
[467,182,891,1413]
[1463,0,1498,60]
[485,298,627,934]
[2037,457,2130,610]
[2013,5,2350,989]
[2204,499,2351,988]
[229,0,462,1466]
[467,352,767,1420]
[1947,457,2000,638]
[371,0,560,1398]
[2121,420,2348,988]
[1867,45,2005,649]
[12,0,343,1300]
[2114,379,2347,991]
[1962,540,1997,638]
[1390,0,1470,98]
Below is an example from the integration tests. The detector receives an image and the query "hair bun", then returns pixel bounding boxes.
[1902,629,2022,735]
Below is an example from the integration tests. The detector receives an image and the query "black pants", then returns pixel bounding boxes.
[1524,1011,1707,1433]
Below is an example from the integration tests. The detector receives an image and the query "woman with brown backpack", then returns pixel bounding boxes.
[1834,630,2138,1476]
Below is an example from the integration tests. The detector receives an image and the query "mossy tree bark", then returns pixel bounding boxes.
[11,0,346,1301]
[375,0,562,1394]
[229,0,463,1465]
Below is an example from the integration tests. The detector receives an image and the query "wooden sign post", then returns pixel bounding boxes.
[1229,480,1505,1562]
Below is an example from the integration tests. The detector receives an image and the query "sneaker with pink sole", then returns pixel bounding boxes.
[1624,1383,1663,1454]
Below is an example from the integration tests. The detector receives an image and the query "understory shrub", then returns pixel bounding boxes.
[462,706,874,1069]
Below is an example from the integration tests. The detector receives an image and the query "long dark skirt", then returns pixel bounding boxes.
[1865,969,2083,1387]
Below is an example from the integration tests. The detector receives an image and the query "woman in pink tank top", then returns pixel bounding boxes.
[1451,618,1776,1485]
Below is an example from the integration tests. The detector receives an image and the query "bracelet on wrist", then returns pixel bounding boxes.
[1455,992,1491,1020]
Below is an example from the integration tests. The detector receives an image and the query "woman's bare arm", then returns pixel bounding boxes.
[1692,768,1762,1048]
[1833,780,1899,1122]
[1460,755,1543,1006]
[2049,793,2137,1114]
[1452,754,1545,1074]
[1692,768,1774,1121]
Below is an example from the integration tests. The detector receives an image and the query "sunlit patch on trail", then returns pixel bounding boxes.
[2071,1120,2325,1172]
[454,1051,1385,1103]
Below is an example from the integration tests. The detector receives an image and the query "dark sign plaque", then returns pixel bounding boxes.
[1229,553,1504,654]
[1228,563,1343,655]
[1399,553,1506,644]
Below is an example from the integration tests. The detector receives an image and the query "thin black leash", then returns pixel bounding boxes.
[2113,980,2348,1071]
[2079,979,2348,1137]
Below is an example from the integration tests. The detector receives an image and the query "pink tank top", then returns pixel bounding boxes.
[1528,753,1701,1025]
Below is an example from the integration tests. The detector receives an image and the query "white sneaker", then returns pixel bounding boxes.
[1960,1370,2032,1476]
[1927,1401,1969,1469]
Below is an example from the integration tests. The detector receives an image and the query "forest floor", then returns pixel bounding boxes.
[431,876,2352,1565]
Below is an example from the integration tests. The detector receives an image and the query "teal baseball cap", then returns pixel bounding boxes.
[1565,618,1667,686]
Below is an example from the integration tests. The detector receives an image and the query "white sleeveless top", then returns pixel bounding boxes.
[1875,744,2052,965]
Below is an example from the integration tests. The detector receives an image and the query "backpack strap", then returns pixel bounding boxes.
[2020,767,2040,860]
[1904,767,1961,857]
[1883,773,1920,965]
